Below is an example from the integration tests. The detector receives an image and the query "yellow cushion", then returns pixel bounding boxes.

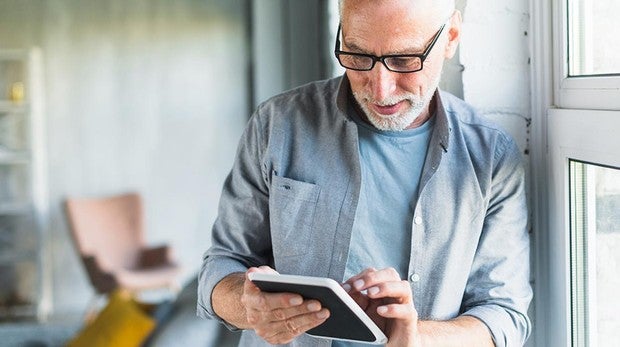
[66,291,156,347]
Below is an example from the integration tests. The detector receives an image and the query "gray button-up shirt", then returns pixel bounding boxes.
[197,76,532,347]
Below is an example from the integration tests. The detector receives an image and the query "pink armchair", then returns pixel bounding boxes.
[64,193,181,295]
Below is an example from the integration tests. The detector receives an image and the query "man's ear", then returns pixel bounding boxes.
[444,10,462,59]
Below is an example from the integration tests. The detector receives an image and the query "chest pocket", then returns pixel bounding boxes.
[269,175,320,257]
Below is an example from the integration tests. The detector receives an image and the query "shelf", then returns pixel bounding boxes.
[0,250,36,264]
[0,202,32,215]
[0,151,30,164]
[0,48,46,320]
[0,303,38,319]
[0,101,28,114]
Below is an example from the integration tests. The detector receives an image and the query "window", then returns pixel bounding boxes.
[542,3,620,344]
[567,0,620,76]
[555,0,620,109]
[569,161,620,346]
[546,109,620,346]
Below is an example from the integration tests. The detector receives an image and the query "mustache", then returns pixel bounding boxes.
[357,93,423,107]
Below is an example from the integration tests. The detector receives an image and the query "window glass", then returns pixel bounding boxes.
[568,0,620,76]
[570,160,620,346]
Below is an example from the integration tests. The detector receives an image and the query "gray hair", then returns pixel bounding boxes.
[338,0,455,24]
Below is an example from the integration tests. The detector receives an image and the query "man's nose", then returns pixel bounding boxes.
[368,62,397,101]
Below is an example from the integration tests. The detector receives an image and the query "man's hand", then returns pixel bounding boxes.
[343,267,421,347]
[241,266,331,345]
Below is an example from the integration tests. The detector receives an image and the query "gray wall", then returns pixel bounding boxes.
[0,0,251,316]
[252,0,329,107]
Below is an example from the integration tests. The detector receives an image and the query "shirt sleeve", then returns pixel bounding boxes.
[460,134,533,347]
[196,106,274,328]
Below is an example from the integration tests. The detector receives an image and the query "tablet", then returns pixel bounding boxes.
[248,272,388,344]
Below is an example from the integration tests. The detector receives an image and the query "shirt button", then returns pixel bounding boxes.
[410,273,421,282]
[414,216,423,225]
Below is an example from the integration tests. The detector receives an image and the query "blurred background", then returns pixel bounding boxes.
[0,0,534,346]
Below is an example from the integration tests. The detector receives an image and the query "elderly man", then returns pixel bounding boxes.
[197,0,532,346]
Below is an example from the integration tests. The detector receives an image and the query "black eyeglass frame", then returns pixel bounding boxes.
[334,22,447,73]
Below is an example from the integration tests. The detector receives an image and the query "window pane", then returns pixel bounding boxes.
[568,0,620,76]
[570,160,620,346]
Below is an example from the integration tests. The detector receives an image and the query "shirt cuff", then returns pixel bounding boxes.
[462,305,529,347]
[196,255,248,331]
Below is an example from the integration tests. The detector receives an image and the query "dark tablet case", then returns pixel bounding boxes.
[251,279,378,342]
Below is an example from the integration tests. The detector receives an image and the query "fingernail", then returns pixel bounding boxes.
[316,310,329,319]
[377,306,388,314]
[342,283,351,292]
[307,302,321,311]
[368,286,379,295]
[289,297,303,306]
[353,279,364,290]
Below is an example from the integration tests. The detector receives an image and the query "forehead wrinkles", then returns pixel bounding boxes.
[339,0,454,54]
[341,9,430,53]
[340,0,452,27]
[342,25,427,53]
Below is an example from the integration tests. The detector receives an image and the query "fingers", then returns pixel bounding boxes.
[244,267,298,310]
[248,295,325,322]
[248,296,330,344]
[247,265,279,276]
[366,278,412,304]
[344,267,401,294]
[256,308,330,345]
[243,282,305,312]
[376,302,417,320]
[242,267,330,344]
[344,267,417,320]
[343,267,378,289]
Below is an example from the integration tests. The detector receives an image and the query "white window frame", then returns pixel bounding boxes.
[532,0,620,346]
[553,0,620,110]
[546,109,620,346]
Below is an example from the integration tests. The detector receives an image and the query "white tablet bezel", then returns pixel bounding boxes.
[248,272,388,344]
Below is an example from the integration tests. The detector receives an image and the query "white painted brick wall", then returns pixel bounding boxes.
[461,0,531,154]
[461,1,535,345]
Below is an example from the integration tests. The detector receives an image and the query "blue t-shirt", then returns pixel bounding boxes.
[335,109,434,347]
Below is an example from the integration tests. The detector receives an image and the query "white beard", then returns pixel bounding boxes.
[352,76,441,131]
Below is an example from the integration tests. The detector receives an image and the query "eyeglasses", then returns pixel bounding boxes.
[334,23,446,73]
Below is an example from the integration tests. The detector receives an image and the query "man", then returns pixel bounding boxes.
[198,0,532,346]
